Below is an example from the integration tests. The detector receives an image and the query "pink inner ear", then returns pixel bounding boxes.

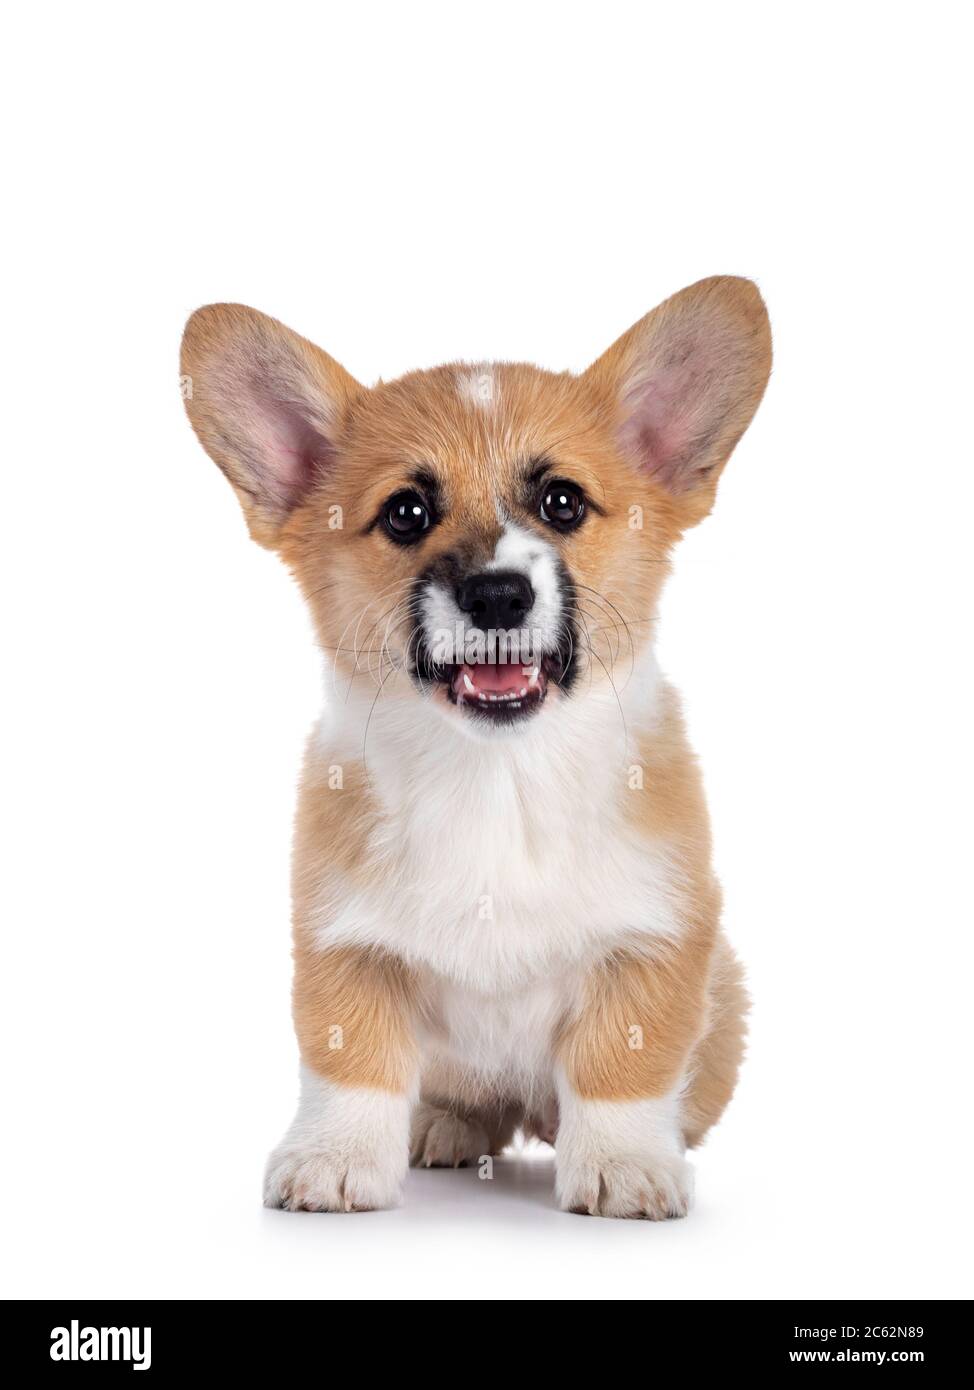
[249,384,337,508]
[619,356,708,492]
[229,369,340,517]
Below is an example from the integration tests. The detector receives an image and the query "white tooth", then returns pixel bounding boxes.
[462,672,476,693]
[519,688,527,696]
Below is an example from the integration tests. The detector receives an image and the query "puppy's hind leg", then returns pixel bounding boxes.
[411,1100,520,1169]
[681,936,749,1149]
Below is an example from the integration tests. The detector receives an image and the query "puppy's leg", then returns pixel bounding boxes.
[264,945,417,1212]
[265,1066,415,1211]
[410,1101,520,1168]
[555,939,710,1219]
[682,934,749,1149]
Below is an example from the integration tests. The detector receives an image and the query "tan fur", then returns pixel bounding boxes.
[181,277,771,1198]
[556,686,727,1113]
[683,936,750,1148]
[290,743,417,1092]
[291,940,417,1092]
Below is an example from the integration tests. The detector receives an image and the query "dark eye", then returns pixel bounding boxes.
[539,480,585,530]
[383,490,431,543]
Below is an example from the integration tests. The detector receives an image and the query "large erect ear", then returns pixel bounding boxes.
[180,304,364,546]
[585,276,771,524]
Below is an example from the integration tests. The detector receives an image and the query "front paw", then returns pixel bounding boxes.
[555,1092,693,1220]
[264,1145,403,1212]
[556,1147,692,1219]
[263,1068,410,1213]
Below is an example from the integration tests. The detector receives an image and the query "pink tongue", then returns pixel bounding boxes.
[459,662,529,695]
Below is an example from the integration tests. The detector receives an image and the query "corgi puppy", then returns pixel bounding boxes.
[181,277,771,1219]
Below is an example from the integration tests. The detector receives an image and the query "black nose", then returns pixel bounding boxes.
[456,570,534,629]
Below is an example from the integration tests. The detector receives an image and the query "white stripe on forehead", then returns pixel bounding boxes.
[457,365,495,410]
[488,520,547,572]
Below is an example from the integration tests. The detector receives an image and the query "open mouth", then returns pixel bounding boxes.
[413,648,572,723]
[449,658,549,720]
[408,589,578,723]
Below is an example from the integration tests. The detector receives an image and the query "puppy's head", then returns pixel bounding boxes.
[181,278,770,738]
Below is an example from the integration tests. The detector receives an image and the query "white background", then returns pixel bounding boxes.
[2,1,972,1301]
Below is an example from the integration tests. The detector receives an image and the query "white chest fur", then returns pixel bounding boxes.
[308,655,684,1091]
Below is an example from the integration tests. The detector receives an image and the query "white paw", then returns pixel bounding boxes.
[554,1087,693,1220]
[556,1146,693,1219]
[264,1145,403,1212]
[263,1067,410,1213]
[410,1104,490,1168]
